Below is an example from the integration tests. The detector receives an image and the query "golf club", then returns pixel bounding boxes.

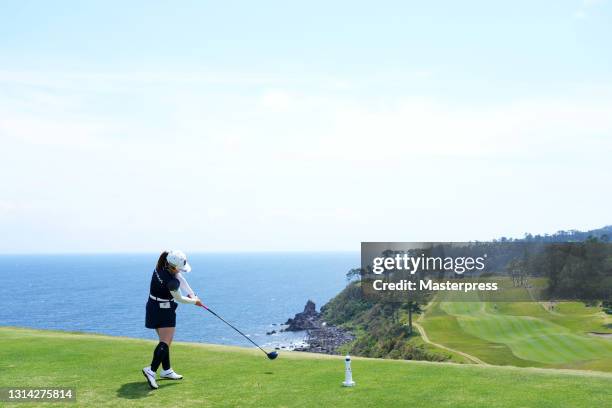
[198,304,278,360]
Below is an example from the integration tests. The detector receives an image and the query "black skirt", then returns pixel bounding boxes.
[145,299,178,329]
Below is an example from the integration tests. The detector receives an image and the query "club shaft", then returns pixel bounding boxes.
[202,305,269,355]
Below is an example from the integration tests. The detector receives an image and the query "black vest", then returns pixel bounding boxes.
[149,267,180,299]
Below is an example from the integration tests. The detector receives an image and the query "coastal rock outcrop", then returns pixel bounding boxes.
[284,300,321,331]
[283,300,354,354]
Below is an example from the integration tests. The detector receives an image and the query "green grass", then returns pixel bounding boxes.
[1,327,611,407]
[420,298,612,371]
[404,327,472,364]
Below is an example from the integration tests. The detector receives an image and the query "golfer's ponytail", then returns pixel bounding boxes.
[156,251,169,273]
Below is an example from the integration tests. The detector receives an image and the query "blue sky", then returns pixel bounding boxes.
[1,1,611,252]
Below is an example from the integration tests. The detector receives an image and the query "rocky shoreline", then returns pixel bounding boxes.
[274,300,354,354]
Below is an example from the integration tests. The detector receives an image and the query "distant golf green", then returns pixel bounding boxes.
[1,327,611,407]
[420,299,612,371]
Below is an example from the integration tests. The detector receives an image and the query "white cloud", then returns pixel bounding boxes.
[0,201,17,214]
[574,10,587,18]
[574,0,606,19]
[1,70,612,251]
[0,116,109,149]
[260,90,293,112]
[3,71,612,163]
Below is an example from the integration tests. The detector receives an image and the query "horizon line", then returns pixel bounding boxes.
[0,249,361,256]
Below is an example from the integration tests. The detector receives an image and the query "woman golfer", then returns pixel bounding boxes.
[142,250,203,389]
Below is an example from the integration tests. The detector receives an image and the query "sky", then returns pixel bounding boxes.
[1,0,611,253]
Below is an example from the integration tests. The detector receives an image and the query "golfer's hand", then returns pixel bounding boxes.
[187,293,203,307]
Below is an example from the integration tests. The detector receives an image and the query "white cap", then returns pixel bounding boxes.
[167,249,192,273]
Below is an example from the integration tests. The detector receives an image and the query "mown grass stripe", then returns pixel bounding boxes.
[429,300,612,369]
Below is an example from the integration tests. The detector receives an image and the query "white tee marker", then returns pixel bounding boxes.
[343,354,356,387]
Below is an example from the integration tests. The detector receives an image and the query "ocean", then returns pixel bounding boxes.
[0,252,358,349]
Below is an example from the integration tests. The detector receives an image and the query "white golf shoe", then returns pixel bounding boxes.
[142,366,158,389]
[160,368,183,380]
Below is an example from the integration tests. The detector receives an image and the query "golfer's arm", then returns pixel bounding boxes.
[170,289,197,305]
[176,272,195,297]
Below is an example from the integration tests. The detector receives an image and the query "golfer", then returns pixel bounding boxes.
[142,250,203,389]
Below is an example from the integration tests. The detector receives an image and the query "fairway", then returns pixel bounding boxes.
[1,327,611,408]
[421,299,612,371]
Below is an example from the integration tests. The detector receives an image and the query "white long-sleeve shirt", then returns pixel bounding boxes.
[176,272,195,297]
[170,272,197,304]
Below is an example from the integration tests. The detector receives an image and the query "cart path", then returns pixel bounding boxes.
[414,304,489,366]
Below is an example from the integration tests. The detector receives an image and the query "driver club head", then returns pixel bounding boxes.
[267,351,279,360]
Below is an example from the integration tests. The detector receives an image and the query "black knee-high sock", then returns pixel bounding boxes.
[162,346,171,371]
[150,342,168,372]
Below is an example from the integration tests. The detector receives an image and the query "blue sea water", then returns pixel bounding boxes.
[0,252,357,349]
